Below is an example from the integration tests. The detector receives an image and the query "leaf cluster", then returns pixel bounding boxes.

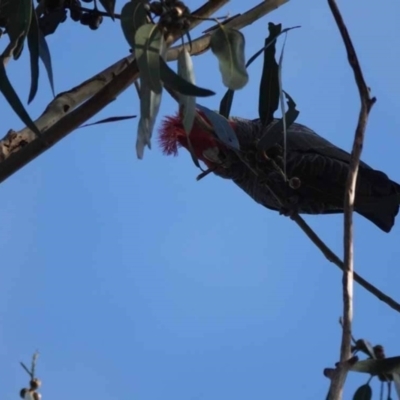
[119,0,253,158]
[326,325,400,400]
[1,0,300,165]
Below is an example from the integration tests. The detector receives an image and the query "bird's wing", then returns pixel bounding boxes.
[233,117,372,169]
[284,122,372,169]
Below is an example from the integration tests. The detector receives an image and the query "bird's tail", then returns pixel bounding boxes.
[356,189,400,233]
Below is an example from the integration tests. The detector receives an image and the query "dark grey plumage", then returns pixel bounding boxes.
[213,118,400,233]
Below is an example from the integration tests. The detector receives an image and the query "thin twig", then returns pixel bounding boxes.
[20,362,32,378]
[325,0,377,399]
[20,351,39,379]
[31,351,39,379]
[77,6,121,19]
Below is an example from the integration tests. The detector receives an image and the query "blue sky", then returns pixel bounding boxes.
[1,0,400,399]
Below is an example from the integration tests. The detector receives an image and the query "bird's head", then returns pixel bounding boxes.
[158,110,237,169]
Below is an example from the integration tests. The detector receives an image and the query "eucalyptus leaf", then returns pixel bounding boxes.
[219,88,234,119]
[195,104,239,150]
[120,0,148,50]
[7,0,32,60]
[257,91,299,152]
[136,79,162,159]
[27,4,55,103]
[350,356,400,375]
[159,58,215,97]
[177,48,196,135]
[37,28,55,97]
[352,384,372,400]
[259,22,281,126]
[210,26,248,90]
[80,115,136,128]
[392,373,400,400]
[177,48,200,169]
[99,0,115,19]
[27,6,39,104]
[246,26,300,68]
[219,25,300,119]
[278,32,288,176]
[135,23,163,94]
[0,62,41,136]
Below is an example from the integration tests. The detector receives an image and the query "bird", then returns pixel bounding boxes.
[158,109,400,233]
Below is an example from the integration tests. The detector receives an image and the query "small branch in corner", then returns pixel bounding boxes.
[20,352,42,400]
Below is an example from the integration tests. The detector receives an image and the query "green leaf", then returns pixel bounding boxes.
[27,3,55,103]
[99,0,115,19]
[134,23,163,94]
[37,27,55,97]
[177,48,200,169]
[120,0,148,49]
[7,0,32,60]
[80,115,136,128]
[219,89,234,119]
[177,49,196,135]
[27,6,39,104]
[159,58,215,97]
[257,91,299,152]
[136,79,162,159]
[210,27,248,90]
[351,356,400,376]
[277,32,288,176]
[392,373,400,400]
[0,62,41,136]
[246,26,300,68]
[219,25,300,119]
[195,104,240,150]
[352,384,372,400]
[259,22,281,126]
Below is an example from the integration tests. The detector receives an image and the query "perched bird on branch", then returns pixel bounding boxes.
[158,110,400,233]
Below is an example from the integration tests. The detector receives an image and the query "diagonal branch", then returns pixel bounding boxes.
[325,0,377,399]
[292,215,399,312]
[0,0,289,182]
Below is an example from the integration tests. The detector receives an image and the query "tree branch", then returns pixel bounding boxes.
[0,0,288,182]
[292,215,399,312]
[325,0,377,399]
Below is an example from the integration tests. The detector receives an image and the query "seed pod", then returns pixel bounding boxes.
[89,14,103,30]
[80,12,91,25]
[70,7,82,21]
[32,392,42,400]
[30,379,42,390]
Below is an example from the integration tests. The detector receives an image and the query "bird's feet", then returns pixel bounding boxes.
[279,196,300,220]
